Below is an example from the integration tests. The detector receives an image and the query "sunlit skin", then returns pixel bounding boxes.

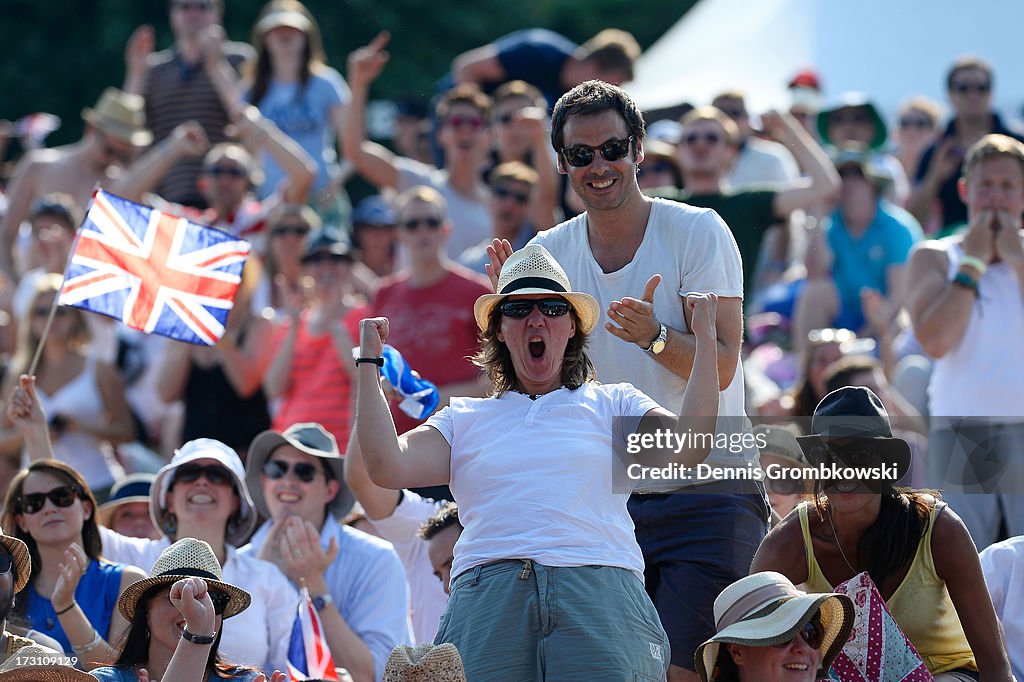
[807,342,843,401]
[146,584,223,650]
[426,524,461,595]
[14,471,92,548]
[826,106,876,147]
[677,118,734,178]
[559,109,643,213]
[264,25,306,61]
[396,199,451,266]
[165,458,240,530]
[260,445,339,527]
[949,67,992,121]
[959,155,1024,219]
[490,179,533,240]
[494,95,538,159]
[169,0,218,42]
[31,215,76,272]
[496,293,577,396]
[726,631,822,682]
[109,501,161,540]
[437,102,492,168]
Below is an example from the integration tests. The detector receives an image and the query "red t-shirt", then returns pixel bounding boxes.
[270,305,366,446]
[371,266,490,434]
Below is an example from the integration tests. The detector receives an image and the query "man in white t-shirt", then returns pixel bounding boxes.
[488,80,769,682]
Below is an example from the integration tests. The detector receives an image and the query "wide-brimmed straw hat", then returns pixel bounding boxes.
[695,572,854,682]
[246,422,356,519]
[383,643,466,682]
[98,472,155,528]
[0,644,92,681]
[0,525,31,594]
[473,244,600,333]
[118,538,251,621]
[152,439,257,546]
[796,386,912,480]
[81,87,153,146]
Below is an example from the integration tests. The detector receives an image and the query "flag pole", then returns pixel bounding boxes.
[26,188,97,377]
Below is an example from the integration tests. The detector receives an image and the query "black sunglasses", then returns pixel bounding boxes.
[262,459,322,483]
[494,113,517,125]
[401,217,443,231]
[209,588,230,615]
[303,252,351,265]
[173,463,234,488]
[772,614,824,650]
[32,306,71,318]
[493,186,530,205]
[684,132,723,147]
[173,0,213,10]
[898,117,932,129]
[271,224,310,237]
[17,485,81,515]
[951,82,990,95]
[205,166,246,178]
[499,298,571,319]
[560,136,634,168]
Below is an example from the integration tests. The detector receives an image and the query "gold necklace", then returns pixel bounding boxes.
[827,505,858,575]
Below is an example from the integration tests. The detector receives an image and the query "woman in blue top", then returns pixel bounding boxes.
[246,0,351,230]
[1,460,146,669]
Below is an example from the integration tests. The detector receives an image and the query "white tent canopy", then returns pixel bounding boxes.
[628,0,1024,124]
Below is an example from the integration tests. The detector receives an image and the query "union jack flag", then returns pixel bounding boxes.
[58,190,250,345]
[287,586,339,681]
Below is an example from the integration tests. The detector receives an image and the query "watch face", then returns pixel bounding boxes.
[652,339,667,355]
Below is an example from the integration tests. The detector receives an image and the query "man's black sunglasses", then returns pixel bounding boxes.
[263,460,323,483]
[560,137,634,168]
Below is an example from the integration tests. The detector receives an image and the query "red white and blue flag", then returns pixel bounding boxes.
[287,587,338,681]
[58,190,250,345]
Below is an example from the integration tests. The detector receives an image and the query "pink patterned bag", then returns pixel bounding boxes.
[826,572,934,682]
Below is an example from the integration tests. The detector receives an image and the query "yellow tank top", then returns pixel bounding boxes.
[797,501,976,674]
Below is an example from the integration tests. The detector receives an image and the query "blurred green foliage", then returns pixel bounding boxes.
[0,0,694,147]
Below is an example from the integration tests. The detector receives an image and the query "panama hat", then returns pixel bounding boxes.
[118,538,251,621]
[0,644,92,681]
[383,643,466,682]
[695,572,854,682]
[246,422,356,519]
[473,244,600,333]
[81,87,153,146]
[754,425,807,467]
[98,472,155,528]
[796,386,912,481]
[152,439,257,546]
[0,525,31,594]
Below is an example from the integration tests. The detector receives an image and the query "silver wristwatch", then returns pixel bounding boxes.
[644,323,668,355]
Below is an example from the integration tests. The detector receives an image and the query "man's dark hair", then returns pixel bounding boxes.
[550,80,646,157]
[418,502,461,540]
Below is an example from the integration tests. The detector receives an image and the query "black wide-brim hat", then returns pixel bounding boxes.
[796,386,912,481]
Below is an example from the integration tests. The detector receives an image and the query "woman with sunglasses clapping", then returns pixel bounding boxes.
[0,460,147,670]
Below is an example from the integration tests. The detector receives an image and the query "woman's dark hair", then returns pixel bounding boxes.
[813,489,936,589]
[2,460,103,582]
[247,0,326,109]
[113,583,256,678]
[472,301,595,396]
